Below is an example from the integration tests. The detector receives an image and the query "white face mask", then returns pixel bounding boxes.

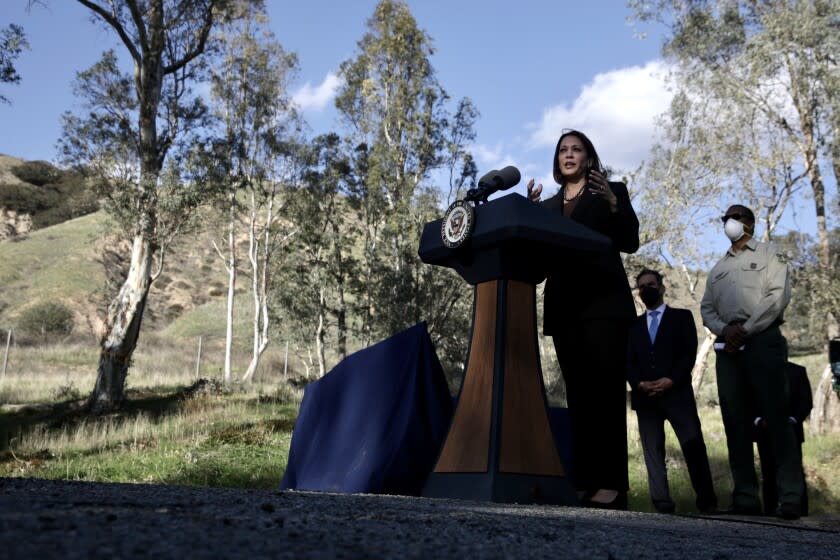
[724,218,746,242]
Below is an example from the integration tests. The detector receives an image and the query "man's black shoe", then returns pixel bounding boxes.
[775,503,801,520]
[654,502,676,514]
[697,497,718,514]
[723,503,762,515]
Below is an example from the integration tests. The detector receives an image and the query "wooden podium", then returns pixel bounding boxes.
[418,193,609,505]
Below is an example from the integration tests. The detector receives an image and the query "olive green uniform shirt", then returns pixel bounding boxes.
[700,238,791,337]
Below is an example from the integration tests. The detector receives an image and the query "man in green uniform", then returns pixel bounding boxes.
[700,204,804,520]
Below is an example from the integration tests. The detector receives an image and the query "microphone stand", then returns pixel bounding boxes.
[464,185,494,205]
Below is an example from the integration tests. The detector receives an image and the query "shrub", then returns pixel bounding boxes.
[30,169,100,229]
[10,161,61,187]
[0,182,52,213]
[51,381,82,401]
[0,164,99,228]
[258,383,302,405]
[17,301,75,340]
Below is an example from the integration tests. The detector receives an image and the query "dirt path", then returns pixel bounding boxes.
[2,478,839,559]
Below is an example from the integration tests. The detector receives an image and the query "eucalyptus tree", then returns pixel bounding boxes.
[629,1,840,413]
[277,133,358,376]
[57,0,259,411]
[0,23,28,103]
[629,0,839,328]
[630,80,810,391]
[206,11,299,383]
[443,98,479,205]
[626,90,726,390]
[334,0,477,358]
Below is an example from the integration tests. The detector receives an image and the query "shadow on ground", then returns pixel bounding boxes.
[0,379,227,454]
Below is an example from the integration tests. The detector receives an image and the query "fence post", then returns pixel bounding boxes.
[1,328,11,380]
[283,340,289,380]
[194,335,203,379]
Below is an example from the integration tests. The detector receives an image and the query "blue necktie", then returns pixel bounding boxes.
[648,310,660,343]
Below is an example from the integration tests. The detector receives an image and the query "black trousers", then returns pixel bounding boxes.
[636,391,717,512]
[716,327,803,509]
[553,317,630,493]
[755,428,809,515]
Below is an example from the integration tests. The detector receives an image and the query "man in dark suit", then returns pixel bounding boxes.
[751,360,812,515]
[627,269,717,514]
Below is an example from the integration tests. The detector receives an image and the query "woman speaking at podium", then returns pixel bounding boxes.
[527,129,639,509]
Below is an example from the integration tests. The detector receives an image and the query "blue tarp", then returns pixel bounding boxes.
[280,320,575,495]
[280,322,453,495]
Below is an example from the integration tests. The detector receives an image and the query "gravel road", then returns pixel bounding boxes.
[2,477,839,559]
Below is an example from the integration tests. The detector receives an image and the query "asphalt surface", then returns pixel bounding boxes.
[2,477,839,559]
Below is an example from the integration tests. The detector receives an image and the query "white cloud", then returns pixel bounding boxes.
[292,72,343,112]
[470,142,518,171]
[528,60,673,173]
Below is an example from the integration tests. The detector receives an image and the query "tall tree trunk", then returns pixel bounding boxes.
[88,4,163,411]
[78,0,226,408]
[331,219,348,360]
[89,232,153,412]
[336,284,347,360]
[803,146,829,272]
[691,330,716,395]
[828,116,840,340]
[316,286,326,377]
[243,200,262,382]
[223,198,236,385]
[796,100,837,337]
[810,365,840,434]
[241,189,272,382]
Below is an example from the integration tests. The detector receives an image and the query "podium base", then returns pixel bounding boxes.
[422,471,578,506]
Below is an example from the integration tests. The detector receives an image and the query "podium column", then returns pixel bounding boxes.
[422,279,577,505]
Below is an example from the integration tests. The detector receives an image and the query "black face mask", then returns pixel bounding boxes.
[639,286,661,308]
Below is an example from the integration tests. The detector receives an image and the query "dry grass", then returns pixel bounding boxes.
[0,331,304,404]
[2,338,839,513]
[0,335,303,488]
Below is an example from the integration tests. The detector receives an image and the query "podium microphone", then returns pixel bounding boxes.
[466,165,522,203]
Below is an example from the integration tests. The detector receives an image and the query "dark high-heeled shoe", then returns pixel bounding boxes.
[586,491,628,511]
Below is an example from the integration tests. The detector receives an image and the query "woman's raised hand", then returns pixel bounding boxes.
[588,170,617,211]
[526,178,543,202]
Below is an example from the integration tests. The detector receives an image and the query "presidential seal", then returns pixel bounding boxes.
[441,199,475,249]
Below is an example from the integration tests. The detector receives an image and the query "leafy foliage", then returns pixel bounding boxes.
[0,162,99,229]
[10,161,61,186]
[17,301,75,341]
[628,0,840,342]
[55,1,265,410]
[0,23,28,104]
[327,0,476,371]
[776,228,840,353]
[275,133,358,366]
[199,12,303,382]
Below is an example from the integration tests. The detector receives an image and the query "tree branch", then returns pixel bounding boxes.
[76,0,142,63]
[162,1,215,75]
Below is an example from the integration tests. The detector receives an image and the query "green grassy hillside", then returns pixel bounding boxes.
[0,209,242,343]
[0,212,106,331]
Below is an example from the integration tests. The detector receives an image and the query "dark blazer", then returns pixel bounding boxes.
[542,181,639,334]
[626,306,698,410]
[749,361,813,443]
[786,362,813,443]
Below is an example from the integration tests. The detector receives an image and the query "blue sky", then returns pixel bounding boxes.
[1,0,668,197]
[1,0,828,249]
